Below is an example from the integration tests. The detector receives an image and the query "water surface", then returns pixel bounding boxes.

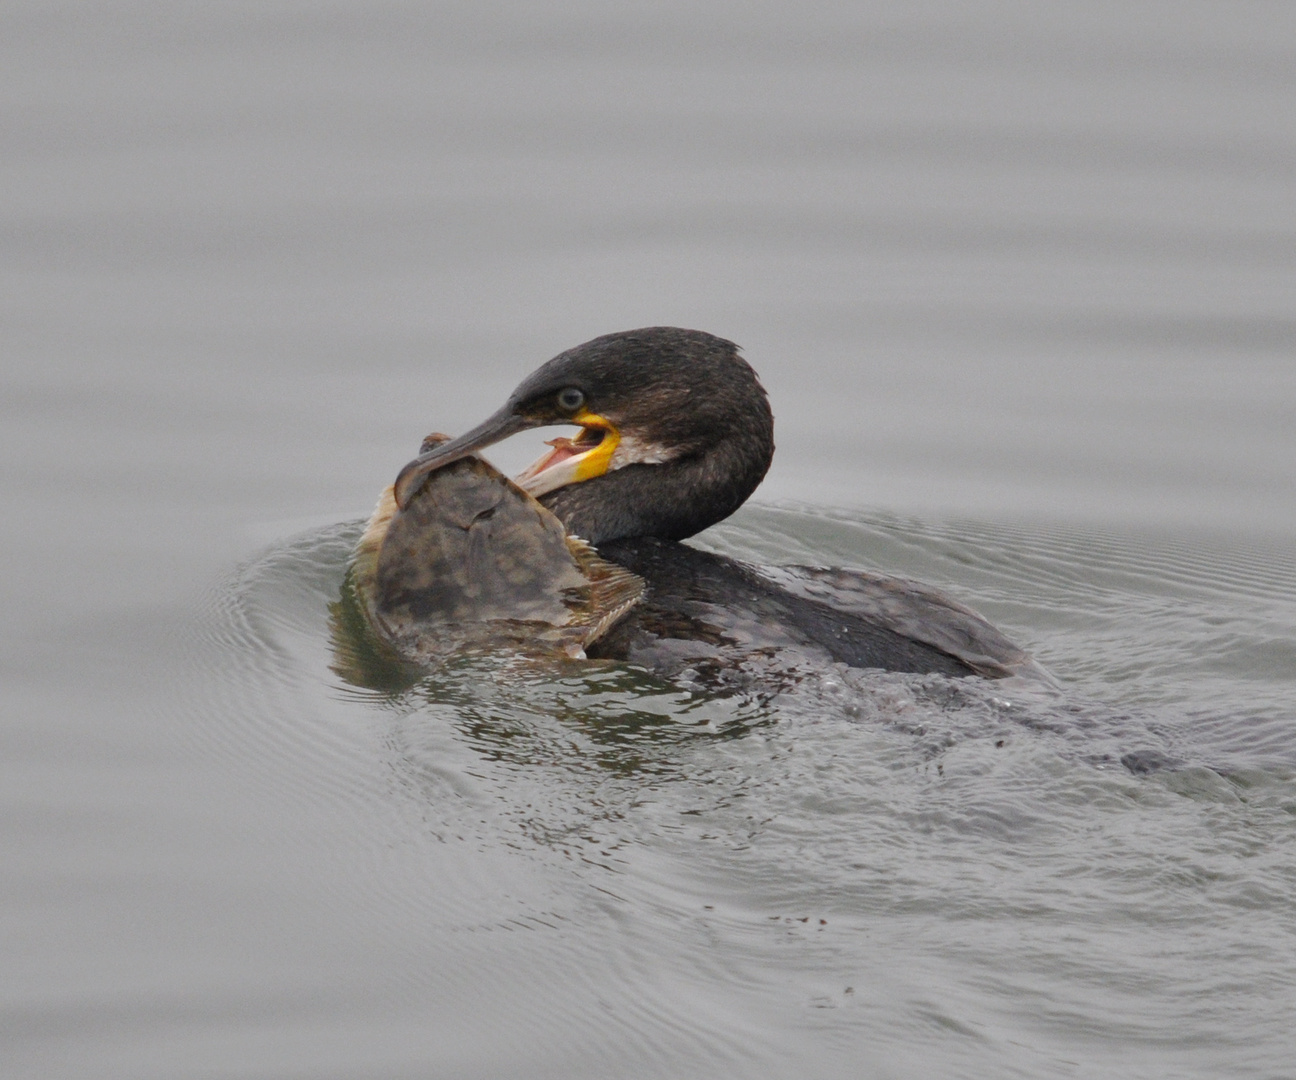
[3,2,1295,1077]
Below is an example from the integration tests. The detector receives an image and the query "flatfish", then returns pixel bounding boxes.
[349,435,644,664]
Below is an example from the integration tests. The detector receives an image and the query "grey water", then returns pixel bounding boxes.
[3,2,1295,1077]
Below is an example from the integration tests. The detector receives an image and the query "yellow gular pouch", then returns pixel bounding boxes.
[514,410,622,498]
[569,409,620,480]
[349,450,643,665]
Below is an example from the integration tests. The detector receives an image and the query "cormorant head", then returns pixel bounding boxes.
[393,327,774,544]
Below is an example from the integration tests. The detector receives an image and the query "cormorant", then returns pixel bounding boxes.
[388,327,1040,681]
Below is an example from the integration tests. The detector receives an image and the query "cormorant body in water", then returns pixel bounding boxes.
[387,327,1041,681]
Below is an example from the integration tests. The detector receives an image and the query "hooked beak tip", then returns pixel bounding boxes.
[392,458,427,509]
[390,407,532,509]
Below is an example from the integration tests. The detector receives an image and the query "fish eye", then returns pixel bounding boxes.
[557,387,585,412]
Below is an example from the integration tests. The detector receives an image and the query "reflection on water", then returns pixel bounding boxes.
[329,558,427,693]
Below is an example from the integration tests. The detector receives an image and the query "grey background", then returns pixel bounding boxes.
[3,3,1295,1078]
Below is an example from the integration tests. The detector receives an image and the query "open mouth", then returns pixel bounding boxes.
[515,421,619,498]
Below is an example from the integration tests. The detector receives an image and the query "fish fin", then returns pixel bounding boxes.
[566,536,645,647]
[351,485,398,615]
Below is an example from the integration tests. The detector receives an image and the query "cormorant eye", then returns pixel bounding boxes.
[557,387,585,412]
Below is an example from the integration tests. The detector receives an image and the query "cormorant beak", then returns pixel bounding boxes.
[392,405,622,509]
[393,406,531,509]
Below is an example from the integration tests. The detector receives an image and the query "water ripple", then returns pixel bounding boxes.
[170,507,1296,1079]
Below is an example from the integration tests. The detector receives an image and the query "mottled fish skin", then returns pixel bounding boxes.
[352,447,643,662]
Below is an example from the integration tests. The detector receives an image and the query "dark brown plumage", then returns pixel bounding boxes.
[383,327,1042,680]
